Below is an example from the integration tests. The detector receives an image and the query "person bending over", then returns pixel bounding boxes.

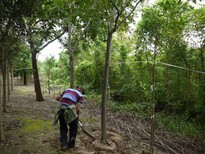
[53,86,85,150]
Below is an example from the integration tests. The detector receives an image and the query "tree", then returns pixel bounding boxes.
[98,0,143,144]
[0,71,3,141]
[12,43,32,86]
[135,0,192,152]
[44,56,56,94]
[57,51,70,88]
[22,0,66,101]
[0,0,31,140]
[185,7,205,124]
[54,0,96,88]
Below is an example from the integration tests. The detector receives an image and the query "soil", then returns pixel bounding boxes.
[0,81,204,154]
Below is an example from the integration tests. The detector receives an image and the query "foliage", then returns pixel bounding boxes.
[110,100,151,118]
[12,43,32,77]
[3,0,204,141]
[43,56,56,92]
[156,113,202,139]
[56,51,70,87]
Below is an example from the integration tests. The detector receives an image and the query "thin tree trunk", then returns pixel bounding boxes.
[6,59,10,101]
[48,68,50,94]
[31,51,44,101]
[68,18,74,88]
[2,51,7,112]
[200,49,205,104]
[67,6,91,88]
[150,36,158,154]
[0,72,4,141]
[11,64,13,91]
[101,32,113,144]
[2,66,7,112]
[67,1,74,88]
[23,69,27,86]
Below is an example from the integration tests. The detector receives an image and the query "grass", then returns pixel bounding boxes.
[3,116,57,154]
[19,117,53,134]
[109,100,150,118]
[156,113,202,139]
[81,116,99,124]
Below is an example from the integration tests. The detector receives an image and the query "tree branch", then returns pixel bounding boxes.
[38,30,66,52]
[32,19,49,28]
[110,0,136,33]
[118,0,142,27]
[73,18,91,52]
[109,0,120,14]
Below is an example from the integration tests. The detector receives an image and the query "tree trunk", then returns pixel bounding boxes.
[199,49,205,104]
[69,48,74,88]
[48,69,50,94]
[6,59,10,101]
[2,66,7,112]
[101,32,113,144]
[31,51,44,101]
[11,64,13,91]
[0,72,4,141]
[23,69,27,86]
[2,51,7,112]
[68,20,74,88]
[150,36,158,154]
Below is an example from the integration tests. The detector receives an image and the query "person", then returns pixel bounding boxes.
[53,86,85,150]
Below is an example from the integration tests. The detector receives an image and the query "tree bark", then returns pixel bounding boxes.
[150,36,158,154]
[23,69,27,86]
[1,51,7,112]
[6,59,10,101]
[0,72,4,141]
[11,64,13,91]
[31,51,44,101]
[68,19,74,88]
[101,32,113,144]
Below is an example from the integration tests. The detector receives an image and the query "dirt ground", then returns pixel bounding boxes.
[0,82,204,154]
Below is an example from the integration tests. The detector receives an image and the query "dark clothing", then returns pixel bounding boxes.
[54,88,84,149]
[59,110,78,148]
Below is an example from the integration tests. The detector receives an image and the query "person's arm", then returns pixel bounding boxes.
[55,95,61,101]
[76,102,80,115]
[55,91,64,101]
[76,94,84,115]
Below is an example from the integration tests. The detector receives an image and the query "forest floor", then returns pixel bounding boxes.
[0,82,205,154]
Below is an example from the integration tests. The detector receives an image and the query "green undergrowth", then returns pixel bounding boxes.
[3,117,56,154]
[156,113,203,140]
[81,116,99,124]
[108,100,203,140]
[18,88,30,94]
[109,101,150,118]
[19,117,53,134]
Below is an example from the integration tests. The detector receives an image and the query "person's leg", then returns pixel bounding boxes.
[68,118,78,148]
[59,110,68,149]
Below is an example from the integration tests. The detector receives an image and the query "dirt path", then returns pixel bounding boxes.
[0,84,204,154]
[0,85,127,154]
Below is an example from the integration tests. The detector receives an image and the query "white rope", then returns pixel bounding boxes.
[159,62,205,75]
[113,61,150,64]
[112,60,205,75]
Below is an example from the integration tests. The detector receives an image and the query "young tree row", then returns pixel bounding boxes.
[1,0,204,153]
